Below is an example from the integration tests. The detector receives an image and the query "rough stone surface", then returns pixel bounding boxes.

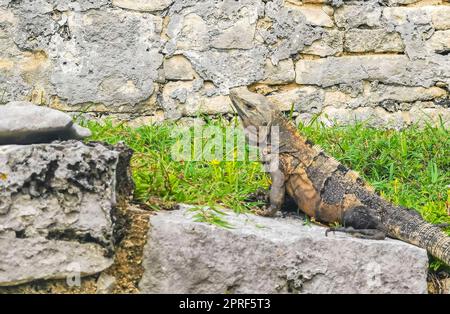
[295,55,450,89]
[307,105,450,130]
[334,5,382,29]
[0,238,112,287]
[0,101,91,144]
[302,29,344,57]
[262,59,296,85]
[163,55,197,81]
[49,9,163,107]
[139,205,429,294]
[267,86,325,113]
[295,6,334,28]
[426,30,450,54]
[263,1,322,64]
[0,0,449,127]
[0,141,125,286]
[161,81,233,118]
[1,4,163,108]
[184,48,268,92]
[344,30,404,53]
[112,0,174,12]
[166,0,263,52]
[431,7,450,30]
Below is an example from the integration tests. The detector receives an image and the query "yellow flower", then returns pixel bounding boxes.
[211,159,220,166]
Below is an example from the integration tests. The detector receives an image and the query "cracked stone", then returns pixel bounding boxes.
[112,0,174,12]
[0,141,133,286]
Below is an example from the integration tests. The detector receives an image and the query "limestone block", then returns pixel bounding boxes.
[164,55,197,81]
[426,30,450,54]
[139,205,429,294]
[161,81,233,117]
[267,86,325,112]
[431,7,450,30]
[302,29,344,57]
[335,5,382,29]
[296,6,334,27]
[261,59,296,85]
[344,30,404,53]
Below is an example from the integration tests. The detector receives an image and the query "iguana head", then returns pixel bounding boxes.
[229,87,278,129]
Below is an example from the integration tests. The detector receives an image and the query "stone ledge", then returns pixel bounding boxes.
[139,205,429,294]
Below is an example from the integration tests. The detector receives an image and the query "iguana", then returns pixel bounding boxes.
[229,87,450,266]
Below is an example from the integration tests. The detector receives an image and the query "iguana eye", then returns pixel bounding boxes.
[245,101,255,109]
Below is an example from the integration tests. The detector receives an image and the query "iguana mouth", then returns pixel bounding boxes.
[229,90,250,119]
[230,97,248,119]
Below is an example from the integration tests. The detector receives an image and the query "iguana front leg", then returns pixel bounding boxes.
[256,167,286,217]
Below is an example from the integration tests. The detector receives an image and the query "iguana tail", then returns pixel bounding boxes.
[384,209,450,265]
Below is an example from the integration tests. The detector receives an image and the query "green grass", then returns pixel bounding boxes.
[84,118,271,213]
[83,117,450,270]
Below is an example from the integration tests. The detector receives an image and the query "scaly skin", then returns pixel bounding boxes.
[230,87,450,266]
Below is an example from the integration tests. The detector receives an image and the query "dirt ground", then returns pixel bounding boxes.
[428,272,450,294]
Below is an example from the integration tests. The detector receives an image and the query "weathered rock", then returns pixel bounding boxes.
[0,101,91,145]
[166,0,262,51]
[334,5,382,29]
[2,5,163,107]
[112,0,174,12]
[0,0,449,125]
[366,84,447,104]
[387,0,421,4]
[261,59,296,85]
[313,105,450,130]
[344,30,404,53]
[302,29,344,57]
[184,48,268,92]
[221,81,447,128]
[296,55,407,87]
[139,205,429,294]
[383,6,433,27]
[295,6,334,28]
[163,55,197,81]
[382,6,439,60]
[53,0,110,11]
[295,55,448,88]
[319,106,407,130]
[267,86,325,113]
[49,8,163,106]
[0,238,112,287]
[0,141,131,286]
[408,106,450,128]
[426,30,450,54]
[161,81,233,118]
[263,1,322,63]
[431,7,450,30]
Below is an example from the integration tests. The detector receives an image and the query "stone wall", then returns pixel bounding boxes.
[1,0,449,128]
